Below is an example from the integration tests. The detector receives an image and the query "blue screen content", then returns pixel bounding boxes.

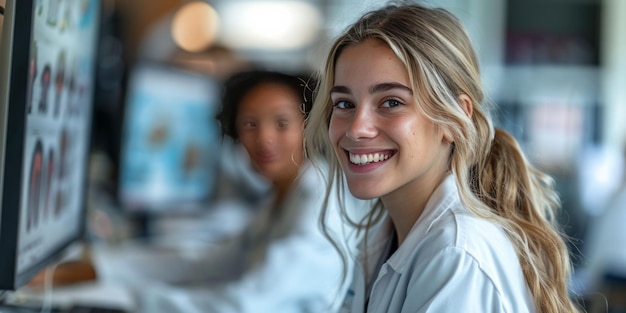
[119,64,221,213]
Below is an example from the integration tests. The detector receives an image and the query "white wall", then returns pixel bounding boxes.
[320,0,506,96]
[601,0,626,150]
[436,0,506,100]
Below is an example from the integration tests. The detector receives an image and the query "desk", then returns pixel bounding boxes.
[7,282,135,312]
[0,198,255,313]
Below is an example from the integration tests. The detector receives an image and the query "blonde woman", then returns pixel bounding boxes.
[305,3,581,312]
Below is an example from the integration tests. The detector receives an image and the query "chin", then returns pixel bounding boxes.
[346,183,383,200]
[254,167,275,181]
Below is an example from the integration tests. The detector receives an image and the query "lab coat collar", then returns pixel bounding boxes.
[355,218,394,282]
[385,174,459,273]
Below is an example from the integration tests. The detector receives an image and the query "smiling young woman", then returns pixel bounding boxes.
[305,3,582,313]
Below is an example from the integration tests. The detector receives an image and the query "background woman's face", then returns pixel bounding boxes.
[236,83,305,186]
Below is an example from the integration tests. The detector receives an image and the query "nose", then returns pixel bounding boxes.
[345,107,377,141]
[256,124,275,145]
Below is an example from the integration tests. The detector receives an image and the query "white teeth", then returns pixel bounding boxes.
[349,152,390,165]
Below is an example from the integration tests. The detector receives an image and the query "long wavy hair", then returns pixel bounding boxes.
[304,3,580,312]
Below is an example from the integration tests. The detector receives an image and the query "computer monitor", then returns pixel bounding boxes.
[118,62,222,214]
[0,0,101,290]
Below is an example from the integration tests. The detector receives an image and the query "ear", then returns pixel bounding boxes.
[458,94,473,119]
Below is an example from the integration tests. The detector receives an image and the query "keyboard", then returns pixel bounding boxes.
[66,305,127,313]
[0,304,127,313]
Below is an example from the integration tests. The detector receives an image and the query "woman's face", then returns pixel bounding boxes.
[329,39,452,201]
[237,83,305,186]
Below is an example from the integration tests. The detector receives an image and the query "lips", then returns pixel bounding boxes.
[253,151,277,164]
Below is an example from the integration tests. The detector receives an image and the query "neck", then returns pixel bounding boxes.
[382,171,449,245]
[272,175,297,210]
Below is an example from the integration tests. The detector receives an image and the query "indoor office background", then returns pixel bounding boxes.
[1,0,625,310]
[95,1,625,242]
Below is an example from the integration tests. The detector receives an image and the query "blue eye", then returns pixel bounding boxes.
[381,99,402,108]
[333,100,354,109]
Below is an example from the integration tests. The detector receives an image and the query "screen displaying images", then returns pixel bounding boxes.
[119,64,221,213]
[17,0,99,275]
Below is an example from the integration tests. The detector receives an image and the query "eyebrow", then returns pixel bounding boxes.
[330,85,351,94]
[330,82,413,95]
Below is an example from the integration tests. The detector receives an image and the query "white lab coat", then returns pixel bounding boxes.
[339,175,535,313]
[93,161,360,313]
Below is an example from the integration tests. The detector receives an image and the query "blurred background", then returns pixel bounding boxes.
[92,0,626,245]
[87,0,626,301]
[2,0,625,310]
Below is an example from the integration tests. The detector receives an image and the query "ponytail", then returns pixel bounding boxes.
[462,128,579,313]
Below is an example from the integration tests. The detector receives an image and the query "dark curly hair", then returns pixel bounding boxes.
[216,70,314,142]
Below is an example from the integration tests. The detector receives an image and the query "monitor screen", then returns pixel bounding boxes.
[0,0,100,290]
[118,63,222,214]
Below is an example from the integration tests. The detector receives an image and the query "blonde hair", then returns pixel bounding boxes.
[305,3,581,312]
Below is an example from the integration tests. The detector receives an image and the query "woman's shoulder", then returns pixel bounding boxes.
[419,205,518,265]
[400,206,533,310]
[409,204,527,291]
[297,160,330,187]
[397,175,519,270]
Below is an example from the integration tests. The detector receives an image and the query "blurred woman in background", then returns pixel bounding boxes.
[31,69,359,313]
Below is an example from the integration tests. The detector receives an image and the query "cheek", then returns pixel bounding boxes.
[286,130,304,152]
[396,118,435,147]
[237,134,255,155]
[414,124,442,152]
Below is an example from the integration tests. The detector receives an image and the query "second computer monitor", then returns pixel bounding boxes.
[118,63,222,214]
